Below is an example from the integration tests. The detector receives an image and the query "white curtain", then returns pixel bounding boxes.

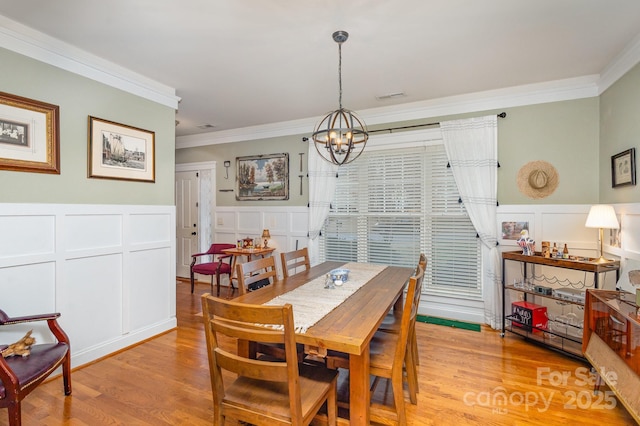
[307,142,338,266]
[440,115,501,328]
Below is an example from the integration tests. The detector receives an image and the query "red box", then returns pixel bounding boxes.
[511,301,547,332]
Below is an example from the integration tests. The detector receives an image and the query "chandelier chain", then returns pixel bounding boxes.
[338,42,343,110]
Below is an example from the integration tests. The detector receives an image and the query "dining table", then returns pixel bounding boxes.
[232,260,414,425]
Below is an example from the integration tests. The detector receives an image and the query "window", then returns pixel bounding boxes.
[320,142,482,300]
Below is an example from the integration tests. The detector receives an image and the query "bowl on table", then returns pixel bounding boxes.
[329,269,349,286]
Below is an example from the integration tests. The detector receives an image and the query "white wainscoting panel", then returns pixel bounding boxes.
[0,203,176,368]
[211,206,309,279]
[0,214,55,260]
[60,254,124,352]
[128,247,173,331]
[65,214,123,252]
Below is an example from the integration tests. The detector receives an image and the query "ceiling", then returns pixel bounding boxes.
[1,1,640,138]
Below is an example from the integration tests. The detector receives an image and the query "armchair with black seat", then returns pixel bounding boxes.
[0,309,71,426]
[190,243,236,296]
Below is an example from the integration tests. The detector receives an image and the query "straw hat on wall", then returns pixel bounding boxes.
[517,160,559,199]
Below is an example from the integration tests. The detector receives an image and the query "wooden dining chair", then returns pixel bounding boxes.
[201,294,338,426]
[377,253,427,402]
[280,247,311,278]
[235,256,305,362]
[0,309,72,426]
[325,265,424,425]
[236,256,278,295]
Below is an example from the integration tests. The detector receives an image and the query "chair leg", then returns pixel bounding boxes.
[405,339,418,405]
[215,273,221,297]
[227,275,235,299]
[211,275,216,296]
[190,270,195,293]
[8,401,21,426]
[392,374,407,426]
[412,328,419,366]
[327,379,338,426]
[63,352,72,395]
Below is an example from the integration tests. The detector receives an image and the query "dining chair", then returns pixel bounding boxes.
[325,265,424,425]
[236,256,306,362]
[280,247,311,278]
[0,309,72,426]
[190,243,236,296]
[201,294,338,426]
[377,253,427,402]
[236,256,278,295]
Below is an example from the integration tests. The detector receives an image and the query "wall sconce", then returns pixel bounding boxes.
[223,160,231,179]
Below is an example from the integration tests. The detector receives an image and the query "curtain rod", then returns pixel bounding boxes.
[368,112,506,135]
[301,112,506,142]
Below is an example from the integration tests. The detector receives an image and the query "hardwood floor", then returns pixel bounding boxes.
[2,280,636,425]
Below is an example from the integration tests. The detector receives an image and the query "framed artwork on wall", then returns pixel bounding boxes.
[0,91,60,174]
[88,116,155,182]
[236,153,289,200]
[501,221,529,240]
[611,148,636,188]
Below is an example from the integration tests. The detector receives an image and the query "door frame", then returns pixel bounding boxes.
[176,161,216,255]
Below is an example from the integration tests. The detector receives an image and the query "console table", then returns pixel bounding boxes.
[502,251,619,359]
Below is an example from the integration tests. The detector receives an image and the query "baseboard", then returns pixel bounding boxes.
[417,315,481,332]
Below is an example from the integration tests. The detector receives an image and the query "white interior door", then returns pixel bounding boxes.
[175,171,199,278]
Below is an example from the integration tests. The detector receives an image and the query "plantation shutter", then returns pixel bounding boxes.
[321,142,482,300]
[424,144,482,298]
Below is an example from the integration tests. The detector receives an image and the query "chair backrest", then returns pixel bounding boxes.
[280,248,311,279]
[395,265,425,368]
[201,295,304,421]
[208,243,236,256]
[236,256,278,295]
[417,253,427,271]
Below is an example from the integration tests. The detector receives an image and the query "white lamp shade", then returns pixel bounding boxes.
[585,204,620,229]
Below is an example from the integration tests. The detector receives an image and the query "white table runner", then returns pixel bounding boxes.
[264,262,386,333]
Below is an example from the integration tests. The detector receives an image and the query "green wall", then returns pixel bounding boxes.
[600,62,640,203]
[0,48,175,205]
[176,134,307,206]
[176,98,601,206]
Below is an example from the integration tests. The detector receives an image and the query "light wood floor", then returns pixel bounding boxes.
[2,280,636,425]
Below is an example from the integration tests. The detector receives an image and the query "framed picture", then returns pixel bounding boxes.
[501,221,529,240]
[236,153,289,200]
[88,116,155,182]
[0,91,60,174]
[611,148,636,188]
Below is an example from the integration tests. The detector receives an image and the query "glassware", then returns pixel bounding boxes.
[324,273,335,289]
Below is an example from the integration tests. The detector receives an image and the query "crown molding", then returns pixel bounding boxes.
[598,32,640,94]
[0,15,180,109]
[176,75,599,149]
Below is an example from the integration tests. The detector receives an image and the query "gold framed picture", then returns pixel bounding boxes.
[0,91,60,174]
[88,116,155,182]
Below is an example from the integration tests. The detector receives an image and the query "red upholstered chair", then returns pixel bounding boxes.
[190,243,236,296]
[0,309,71,426]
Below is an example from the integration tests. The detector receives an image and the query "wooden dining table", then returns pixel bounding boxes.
[233,260,414,425]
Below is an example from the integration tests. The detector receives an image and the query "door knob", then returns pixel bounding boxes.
[191,232,197,236]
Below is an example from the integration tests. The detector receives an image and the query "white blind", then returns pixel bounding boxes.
[320,143,482,300]
[424,145,482,298]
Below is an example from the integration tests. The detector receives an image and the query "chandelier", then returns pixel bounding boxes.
[312,30,368,166]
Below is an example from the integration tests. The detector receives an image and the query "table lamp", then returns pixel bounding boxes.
[261,229,271,248]
[584,204,619,263]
